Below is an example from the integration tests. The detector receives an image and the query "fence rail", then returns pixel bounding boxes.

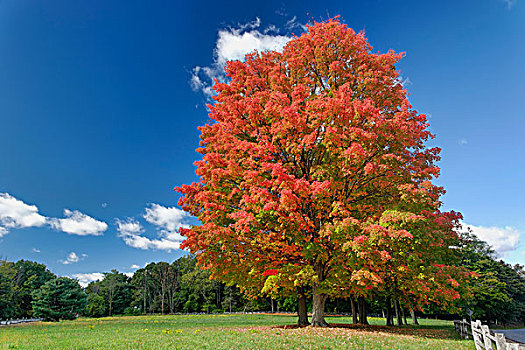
[454,319,525,350]
[0,318,42,326]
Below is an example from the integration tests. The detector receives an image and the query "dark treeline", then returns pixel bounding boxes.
[1,234,524,325]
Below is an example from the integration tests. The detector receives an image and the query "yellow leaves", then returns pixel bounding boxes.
[261,275,280,295]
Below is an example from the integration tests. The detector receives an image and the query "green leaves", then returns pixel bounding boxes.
[32,277,86,322]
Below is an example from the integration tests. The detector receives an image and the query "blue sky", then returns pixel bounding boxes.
[0,0,523,285]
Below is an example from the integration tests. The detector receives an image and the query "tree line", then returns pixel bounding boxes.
[1,234,523,325]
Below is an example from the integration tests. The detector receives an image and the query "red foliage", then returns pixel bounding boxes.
[176,18,468,308]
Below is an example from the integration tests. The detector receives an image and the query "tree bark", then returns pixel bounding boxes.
[311,293,329,327]
[401,306,407,325]
[351,298,358,324]
[358,297,368,325]
[297,286,309,326]
[385,297,393,326]
[410,307,419,325]
[394,299,402,326]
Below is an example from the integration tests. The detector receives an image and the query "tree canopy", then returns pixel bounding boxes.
[178,17,468,326]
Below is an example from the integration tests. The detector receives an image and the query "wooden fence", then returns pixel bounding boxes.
[0,318,42,326]
[454,319,525,350]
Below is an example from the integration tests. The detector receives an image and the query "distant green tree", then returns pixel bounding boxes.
[458,231,525,325]
[32,277,86,321]
[84,293,106,318]
[12,260,55,317]
[0,268,15,320]
[0,259,55,319]
[0,260,17,318]
[99,270,133,316]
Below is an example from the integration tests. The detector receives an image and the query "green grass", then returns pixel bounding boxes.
[0,314,475,349]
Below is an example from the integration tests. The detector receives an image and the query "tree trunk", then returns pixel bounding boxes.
[297,287,309,326]
[143,271,147,313]
[351,298,358,324]
[358,297,368,325]
[161,291,165,315]
[311,293,329,327]
[410,307,419,325]
[401,306,407,325]
[386,297,393,326]
[394,299,402,326]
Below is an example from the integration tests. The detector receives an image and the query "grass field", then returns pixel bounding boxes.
[0,314,475,349]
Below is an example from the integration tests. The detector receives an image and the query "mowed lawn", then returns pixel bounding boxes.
[0,314,474,349]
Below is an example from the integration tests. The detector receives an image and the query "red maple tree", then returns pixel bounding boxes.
[177,17,467,326]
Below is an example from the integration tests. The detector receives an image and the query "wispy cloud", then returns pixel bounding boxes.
[462,221,522,257]
[190,18,294,99]
[32,248,41,253]
[502,0,517,9]
[130,264,140,269]
[459,138,468,145]
[398,76,412,88]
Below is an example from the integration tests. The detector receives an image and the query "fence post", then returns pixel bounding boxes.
[463,319,469,339]
[481,325,494,350]
[495,333,507,350]
[470,321,478,350]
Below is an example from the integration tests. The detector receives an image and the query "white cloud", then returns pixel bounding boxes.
[61,251,81,265]
[190,19,293,99]
[116,204,191,252]
[123,272,134,278]
[116,218,144,235]
[462,222,522,257]
[143,204,190,242]
[50,209,107,236]
[32,248,41,253]
[72,272,104,287]
[459,138,468,145]
[130,264,140,269]
[101,202,108,208]
[118,232,181,251]
[0,192,108,239]
[215,28,290,67]
[0,193,47,234]
[117,217,179,250]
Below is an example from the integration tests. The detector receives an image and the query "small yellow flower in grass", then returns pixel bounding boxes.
[175,329,183,334]
[162,329,173,334]
[193,329,201,334]
[142,328,148,332]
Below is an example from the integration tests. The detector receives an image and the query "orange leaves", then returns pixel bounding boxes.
[176,17,465,306]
